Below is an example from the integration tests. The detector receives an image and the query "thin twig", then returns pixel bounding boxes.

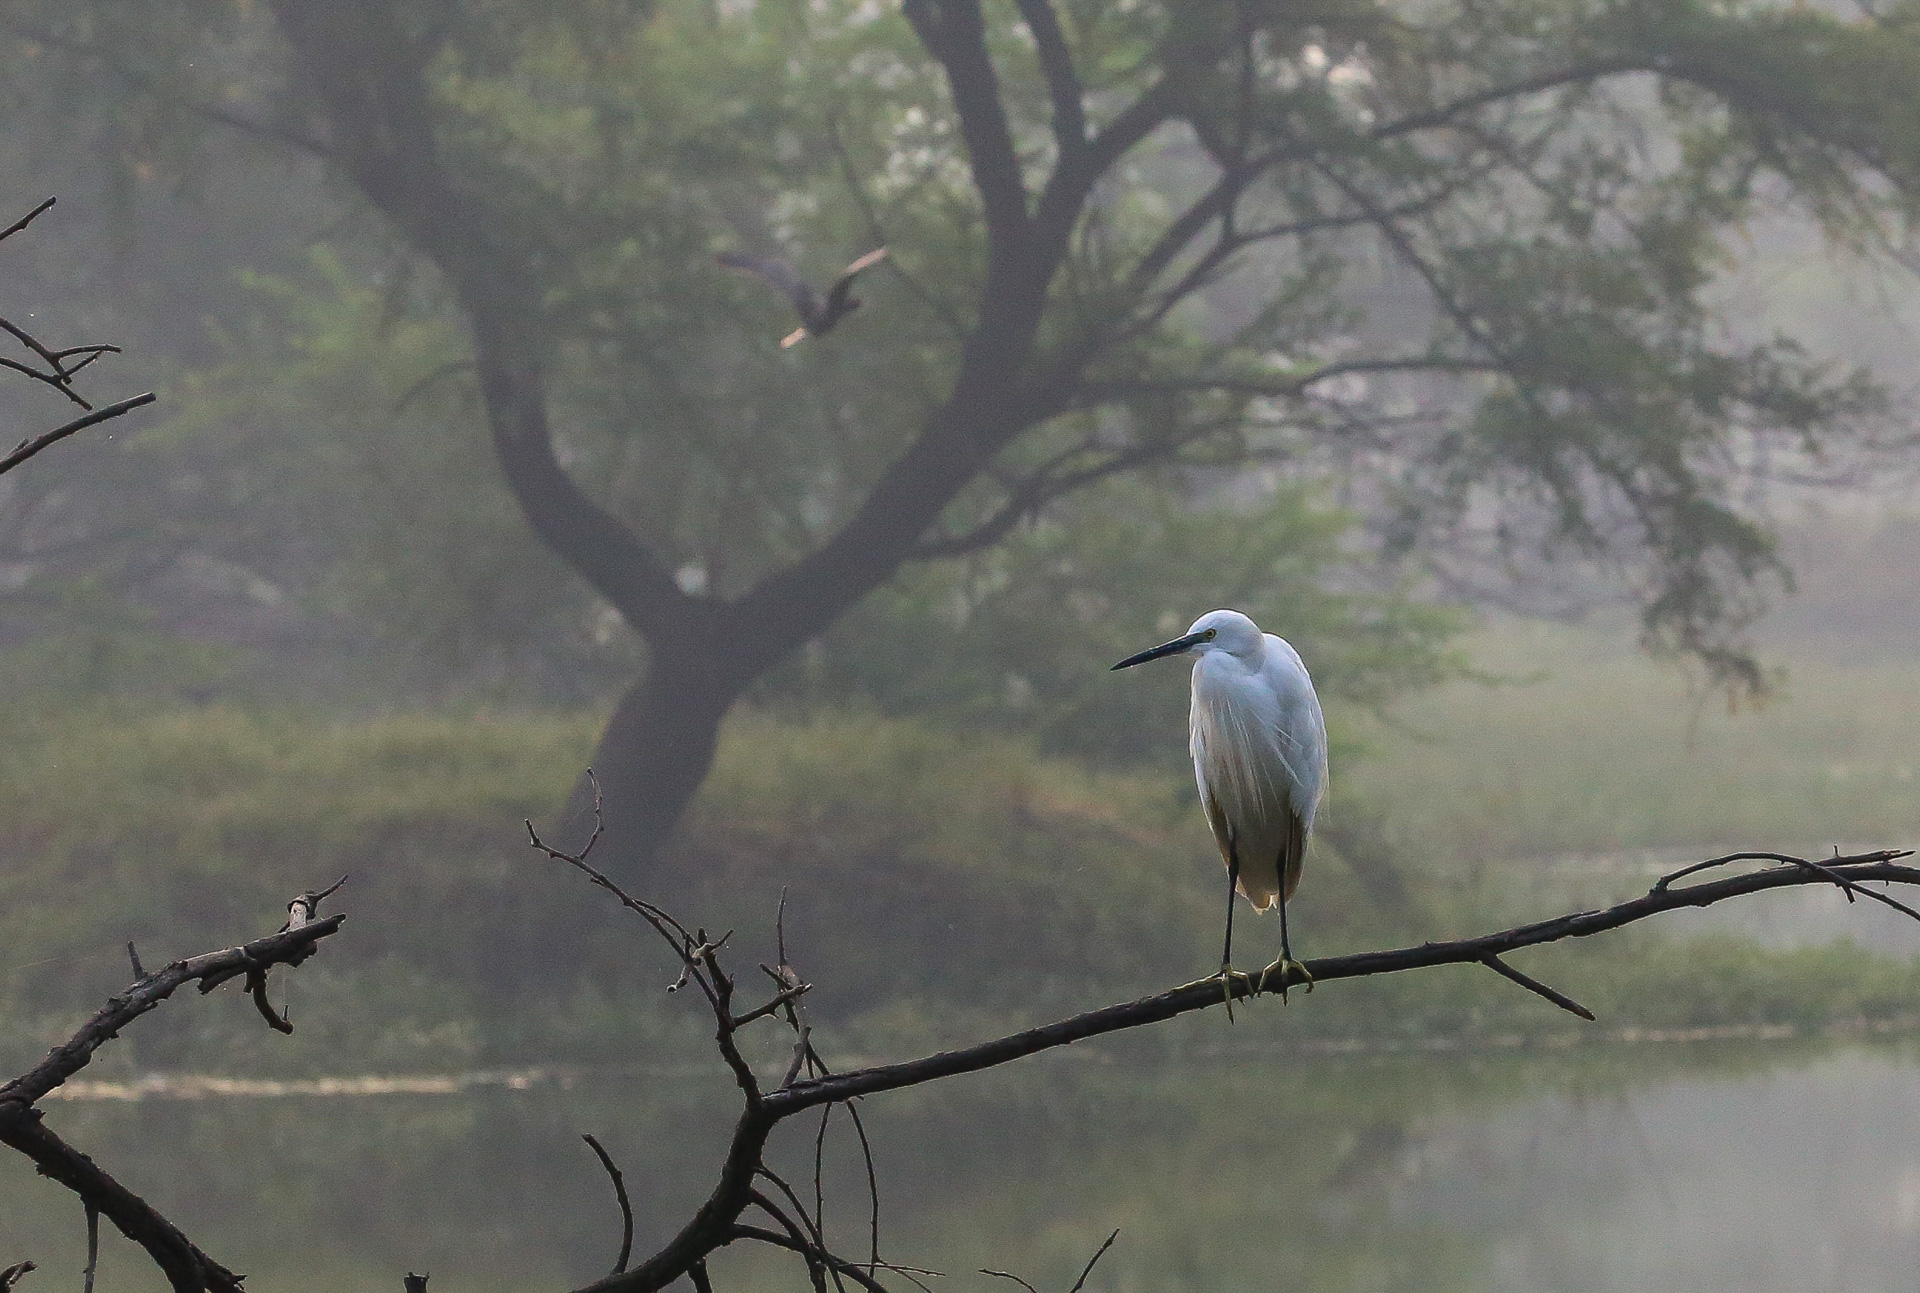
[980,1270,1039,1293]
[1654,851,1920,922]
[1480,954,1595,1021]
[749,1191,828,1293]
[246,968,293,1034]
[726,1226,891,1293]
[81,1203,97,1293]
[1067,1229,1119,1293]
[844,1100,881,1277]
[0,392,157,478]
[0,197,55,244]
[582,1134,635,1277]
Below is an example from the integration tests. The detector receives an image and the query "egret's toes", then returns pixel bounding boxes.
[1216,964,1259,1022]
[1259,957,1314,1003]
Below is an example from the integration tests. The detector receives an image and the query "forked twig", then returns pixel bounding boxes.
[1654,851,1920,924]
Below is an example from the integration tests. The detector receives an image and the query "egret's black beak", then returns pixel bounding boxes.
[1111,631,1207,670]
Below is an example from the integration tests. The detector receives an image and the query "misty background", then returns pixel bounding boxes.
[6,2,1920,1289]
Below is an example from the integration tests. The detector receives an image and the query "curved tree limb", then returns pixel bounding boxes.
[548,845,1919,1293]
[0,900,347,1292]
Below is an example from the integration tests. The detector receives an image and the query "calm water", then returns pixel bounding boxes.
[4,1035,1919,1293]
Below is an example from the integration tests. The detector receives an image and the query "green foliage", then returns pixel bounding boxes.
[4,702,1917,1076]
[11,0,1920,718]
[760,478,1465,762]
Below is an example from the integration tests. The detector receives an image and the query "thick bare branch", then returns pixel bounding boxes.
[765,851,1918,1114]
[0,899,346,1292]
[1,915,346,1108]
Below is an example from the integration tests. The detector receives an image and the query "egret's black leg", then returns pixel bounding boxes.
[1221,844,1240,974]
[1218,834,1251,1020]
[1263,888,1315,1002]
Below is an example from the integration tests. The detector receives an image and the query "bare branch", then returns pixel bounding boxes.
[2,915,346,1107]
[765,851,1919,1114]
[81,1204,98,1293]
[980,1270,1040,1293]
[583,1134,635,1278]
[1067,1230,1120,1293]
[0,1261,34,1291]
[1655,851,1920,922]
[0,897,345,1292]
[0,198,55,244]
[1479,954,1594,1021]
[0,392,158,479]
[726,1226,892,1293]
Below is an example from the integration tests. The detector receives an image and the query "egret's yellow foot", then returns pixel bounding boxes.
[1217,963,1259,1022]
[1258,956,1314,1003]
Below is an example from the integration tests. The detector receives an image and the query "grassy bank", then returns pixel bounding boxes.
[3,662,1919,1080]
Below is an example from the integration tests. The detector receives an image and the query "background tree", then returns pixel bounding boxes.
[7,0,1918,867]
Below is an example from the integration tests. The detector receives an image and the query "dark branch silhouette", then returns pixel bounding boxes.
[0,198,155,474]
[515,780,1920,1293]
[0,895,348,1293]
[583,1135,635,1278]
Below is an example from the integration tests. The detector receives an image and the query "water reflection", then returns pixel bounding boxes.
[2,1039,1916,1292]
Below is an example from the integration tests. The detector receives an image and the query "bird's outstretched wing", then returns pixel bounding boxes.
[718,250,823,321]
[821,246,889,316]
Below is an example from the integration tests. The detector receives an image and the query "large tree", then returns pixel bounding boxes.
[13,0,1917,864]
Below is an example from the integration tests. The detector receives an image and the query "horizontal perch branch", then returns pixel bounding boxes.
[572,847,1918,1293]
[767,851,1917,1112]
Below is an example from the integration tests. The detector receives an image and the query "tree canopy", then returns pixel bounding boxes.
[4,0,1919,862]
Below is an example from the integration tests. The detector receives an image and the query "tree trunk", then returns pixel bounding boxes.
[559,651,745,871]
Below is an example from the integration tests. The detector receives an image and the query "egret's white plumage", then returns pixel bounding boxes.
[1113,609,1327,986]
[1184,611,1327,910]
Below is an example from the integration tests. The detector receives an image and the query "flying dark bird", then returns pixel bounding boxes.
[718,246,888,347]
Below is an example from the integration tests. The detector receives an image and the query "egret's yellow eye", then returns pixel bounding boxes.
[1203,628,1217,640]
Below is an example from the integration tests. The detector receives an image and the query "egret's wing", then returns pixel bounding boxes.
[1192,648,1316,910]
[822,246,888,315]
[718,250,823,320]
[840,245,890,278]
[1193,718,1306,911]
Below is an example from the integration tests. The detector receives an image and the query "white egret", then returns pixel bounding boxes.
[1112,609,1328,1002]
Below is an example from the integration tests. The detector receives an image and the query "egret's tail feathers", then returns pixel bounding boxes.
[1239,881,1282,913]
